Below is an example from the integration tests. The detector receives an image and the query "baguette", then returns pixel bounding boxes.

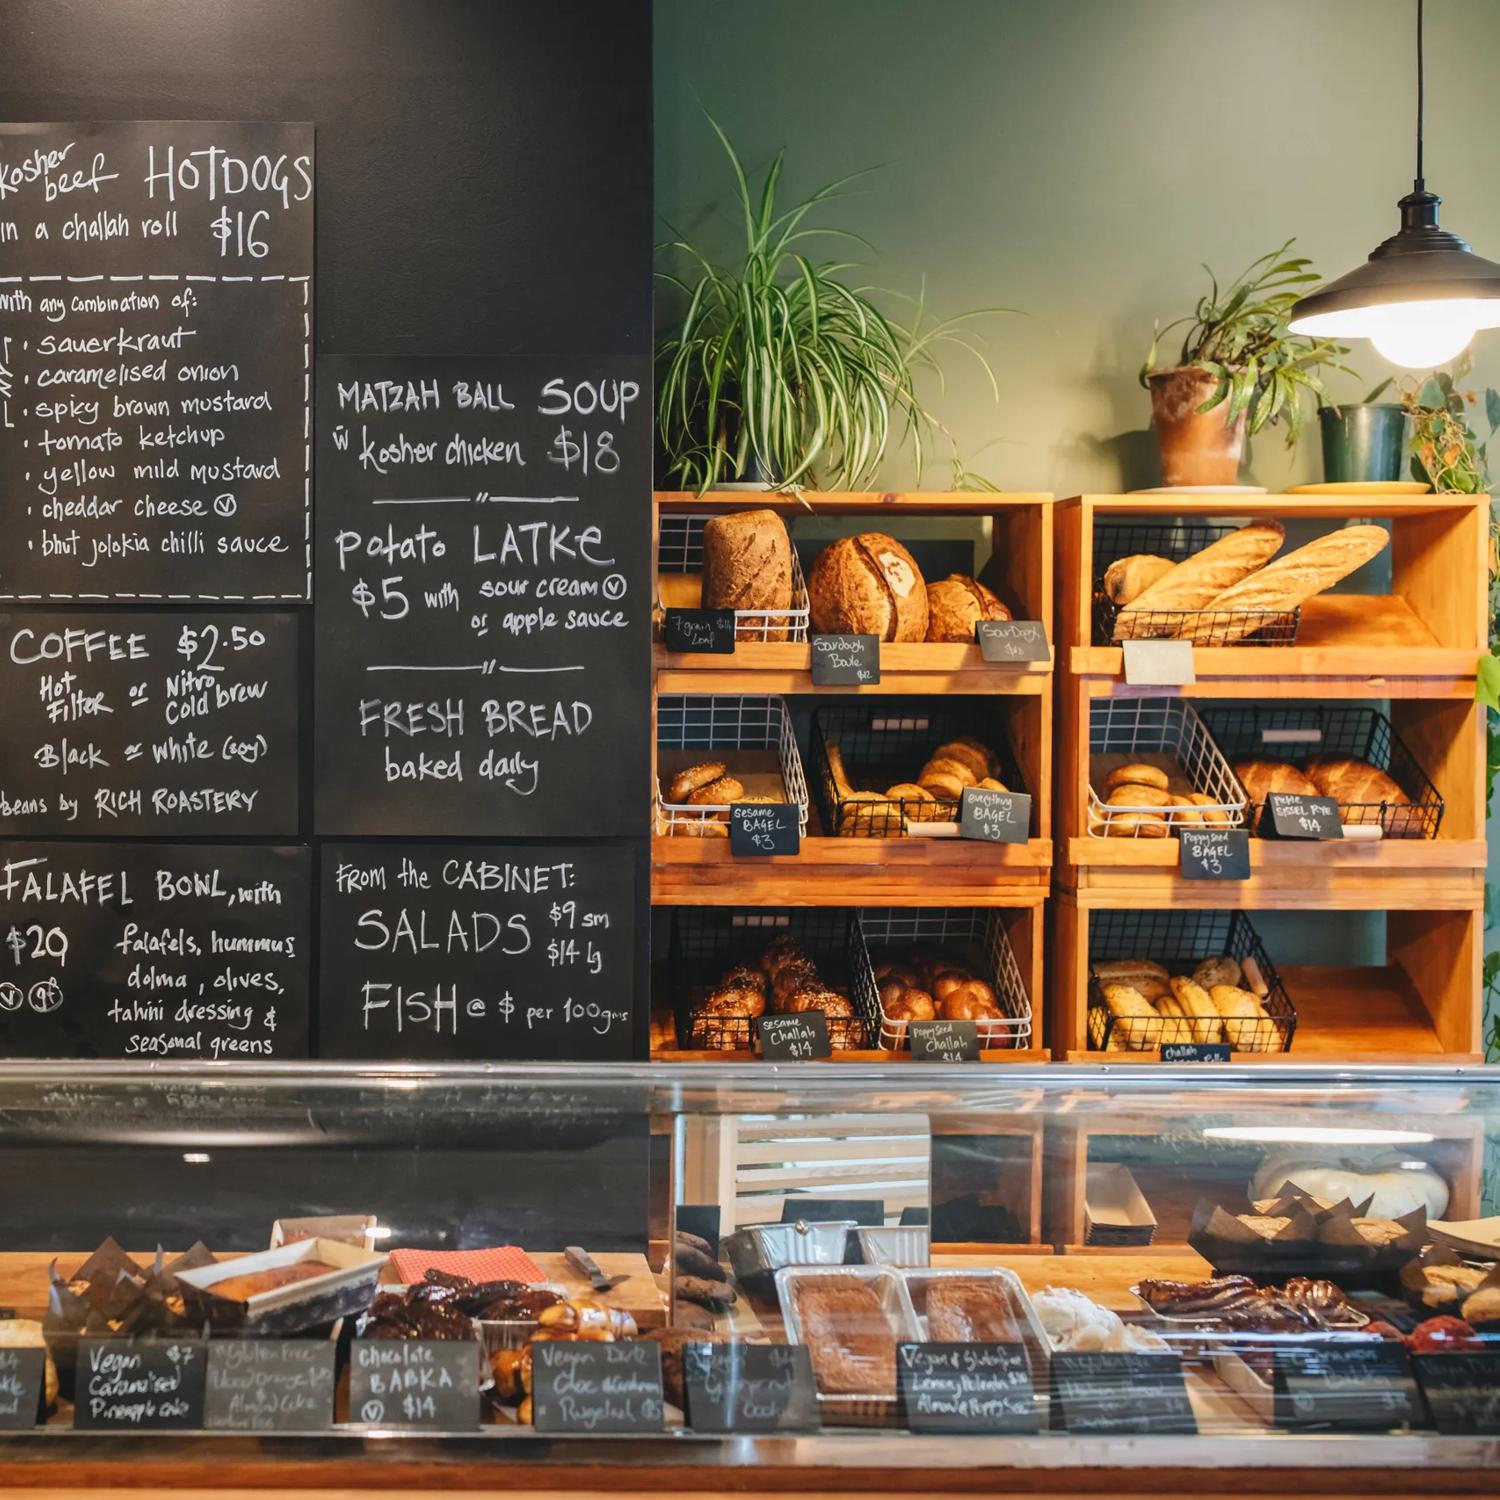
[1199,525,1389,643]
[1211,984,1270,1050]
[1114,521,1285,639]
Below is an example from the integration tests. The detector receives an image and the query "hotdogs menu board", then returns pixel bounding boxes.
[317,843,635,1060]
[0,121,313,601]
[0,611,297,835]
[0,842,309,1058]
[313,356,650,837]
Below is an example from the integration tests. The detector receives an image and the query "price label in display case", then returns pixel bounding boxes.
[1415,1352,1500,1434]
[898,1342,1038,1434]
[684,1343,820,1433]
[730,802,800,856]
[757,1012,831,1061]
[531,1341,664,1434]
[1273,1342,1422,1431]
[1265,793,1343,840]
[0,1348,44,1430]
[73,1339,208,1431]
[348,1341,478,1430]
[810,633,880,685]
[909,1020,981,1062]
[1051,1351,1197,1435]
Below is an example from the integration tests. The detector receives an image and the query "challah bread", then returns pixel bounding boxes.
[1303,755,1410,820]
[1232,758,1319,830]
[1114,521,1286,638]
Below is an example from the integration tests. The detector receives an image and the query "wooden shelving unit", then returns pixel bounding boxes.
[1050,491,1489,1064]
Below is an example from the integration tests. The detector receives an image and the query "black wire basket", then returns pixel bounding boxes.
[668,907,880,1053]
[1086,909,1296,1054]
[1092,521,1300,648]
[1200,706,1444,840]
[811,701,1029,839]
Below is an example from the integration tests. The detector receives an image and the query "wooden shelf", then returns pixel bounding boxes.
[650,1047,1053,1064]
[656,490,1054,515]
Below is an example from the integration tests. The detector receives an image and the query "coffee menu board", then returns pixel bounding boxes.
[0,842,309,1058]
[0,611,298,835]
[313,356,650,836]
[317,843,636,1060]
[0,122,313,601]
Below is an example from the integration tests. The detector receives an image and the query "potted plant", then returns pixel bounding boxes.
[1140,240,1352,487]
[1317,379,1409,484]
[656,119,1005,493]
[1397,362,1500,494]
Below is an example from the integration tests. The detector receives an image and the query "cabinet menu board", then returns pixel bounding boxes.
[0,121,313,601]
[313,356,649,837]
[0,842,309,1058]
[0,610,298,835]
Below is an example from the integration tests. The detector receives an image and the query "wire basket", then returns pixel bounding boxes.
[811,701,1028,840]
[1199,706,1444,840]
[1086,908,1296,1054]
[1093,521,1300,647]
[858,907,1032,1051]
[657,512,810,643]
[656,694,809,837]
[1087,698,1247,838]
[668,907,879,1052]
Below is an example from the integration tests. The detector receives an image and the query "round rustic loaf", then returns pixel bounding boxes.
[808,534,928,641]
[702,509,794,639]
[925,573,1011,642]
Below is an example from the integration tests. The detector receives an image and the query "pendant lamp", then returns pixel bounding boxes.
[1289,0,1500,368]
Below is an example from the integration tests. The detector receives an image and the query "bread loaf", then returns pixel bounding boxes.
[1303,755,1410,820]
[1198,524,1390,643]
[1114,521,1285,638]
[809,533,928,641]
[1169,976,1222,1043]
[1232,758,1319,829]
[1104,763,1170,792]
[1104,554,1175,606]
[926,574,1011,642]
[702,510,794,639]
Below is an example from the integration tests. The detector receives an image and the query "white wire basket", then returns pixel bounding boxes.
[1087,697,1246,838]
[858,907,1033,1051]
[657,513,811,643]
[656,694,810,836]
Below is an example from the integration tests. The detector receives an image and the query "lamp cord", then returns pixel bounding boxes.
[1416,0,1425,187]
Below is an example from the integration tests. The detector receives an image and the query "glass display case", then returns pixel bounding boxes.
[0,1060,1496,1490]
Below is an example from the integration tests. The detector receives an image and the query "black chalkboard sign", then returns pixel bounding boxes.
[1160,1042,1231,1063]
[1415,1352,1500,1435]
[976,620,1050,664]
[0,611,298,836]
[531,1340,664,1434]
[317,842,636,1061]
[73,1338,207,1430]
[1178,827,1250,880]
[664,609,736,655]
[0,1347,44,1429]
[1274,1342,1421,1431]
[897,1342,1038,1434]
[958,787,1031,843]
[684,1343,820,1433]
[811,634,879,684]
[348,1340,478,1430]
[204,1340,336,1432]
[909,1020,981,1062]
[0,121,313,602]
[730,802,800,856]
[0,841,309,1058]
[313,356,650,838]
[757,1012,831,1061]
[1051,1351,1196,1435]
[1265,793,1343,840]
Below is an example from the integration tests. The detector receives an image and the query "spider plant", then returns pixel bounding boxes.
[656,119,1006,493]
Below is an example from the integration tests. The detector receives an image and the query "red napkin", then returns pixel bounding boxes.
[388,1245,545,1285]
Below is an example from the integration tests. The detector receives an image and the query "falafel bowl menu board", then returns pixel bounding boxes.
[0,122,313,601]
[313,356,650,837]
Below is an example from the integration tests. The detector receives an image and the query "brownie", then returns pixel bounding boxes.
[925,1278,1018,1343]
[793,1276,897,1396]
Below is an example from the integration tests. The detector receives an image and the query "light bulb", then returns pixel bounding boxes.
[1368,303,1478,367]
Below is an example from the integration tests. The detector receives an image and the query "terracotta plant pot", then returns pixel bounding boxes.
[1148,366,1247,487]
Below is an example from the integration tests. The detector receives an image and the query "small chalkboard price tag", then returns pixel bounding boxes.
[205,1340,337,1432]
[1274,1342,1421,1432]
[909,1020,982,1062]
[1178,827,1251,880]
[1414,1352,1500,1434]
[348,1341,478,1430]
[958,787,1031,844]
[730,802,801,856]
[664,608,737,654]
[74,1339,208,1431]
[757,1012,831,1061]
[531,1340,665,1434]
[811,633,880,685]
[977,619,1051,664]
[683,1343,821,1433]
[1265,793,1343,841]
[1051,1351,1197,1435]
[897,1342,1038,1434]
[0,1347,44,1429]
[1121,638,1195,686]
[1160,1042,1232,1063]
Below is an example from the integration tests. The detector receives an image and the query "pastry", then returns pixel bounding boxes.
[669,1241,725,1281]
[673,1229,716,1263]
[925,1279,1019,1343]
[1114,521,1286,638]
[1102,982,1157,1049]
[1106,782,1172,809]
[1303,755,1410,824]
[1093,959,1169,987]
[933,740,992,781]
[792,1276,899,1396]
[702,509,794,639]
[1353,1217,1410,1248]
[1232,758,1320,829]
[1201,525,1391,643]
[1169,976,1222,1043]
[919,770,967,801]
[1031,1286,1169,1353]
[1193,956,1241,990]
[666,761,728,803]
[1103,763,1170,793]
[1103,553,1176,606]
[1210,983,1268,1049]
[1461,1287,1500,1326]
[209,1261,338,1302]
[808,533,929,642]
[925,573,1012,642]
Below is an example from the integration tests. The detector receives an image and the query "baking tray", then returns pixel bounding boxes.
[854,1226,930,1268]
[1128,1286,1370,1330]
[724,1220,856,1296]
[775,1265,918,1427]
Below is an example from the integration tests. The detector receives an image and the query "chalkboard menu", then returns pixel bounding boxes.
[313,356,649,836]
[0,121,313,601]
[0,1346,44,1429]
[73,1337,207,1430]
[0,841,309,1058]
[0,610,297,834]
[317,842,635,1060]
[204,1340,336,1431]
